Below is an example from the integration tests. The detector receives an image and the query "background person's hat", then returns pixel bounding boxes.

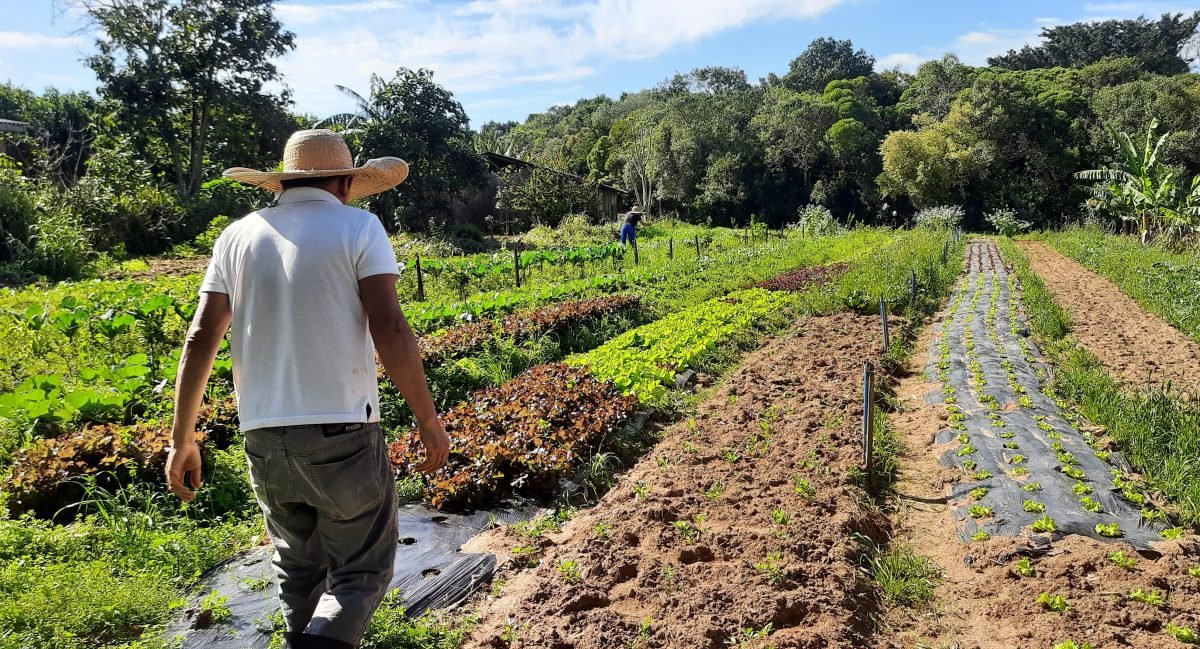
[223,129,408,200]
[629,205,644,213]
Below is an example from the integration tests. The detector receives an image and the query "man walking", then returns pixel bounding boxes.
[166,129,449,649]
[620,204,645,246]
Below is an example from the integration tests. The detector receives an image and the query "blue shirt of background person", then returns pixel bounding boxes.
[620,205,645,245]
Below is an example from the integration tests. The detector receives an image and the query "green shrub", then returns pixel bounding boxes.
[0,159,37,259]
[986,208,1033,237]
[21,206,92,281]
[522,214,613,249]
[791,204,840,236]
[914,205,964,231]
[192,215,232,254]
[188,177,265,224]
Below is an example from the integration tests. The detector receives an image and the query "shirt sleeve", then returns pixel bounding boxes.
[199,231,229,295]
[356,215,400,279]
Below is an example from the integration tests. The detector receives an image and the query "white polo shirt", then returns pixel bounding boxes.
[199,187,400,430]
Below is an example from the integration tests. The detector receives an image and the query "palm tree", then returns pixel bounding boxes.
[312,77,391,162]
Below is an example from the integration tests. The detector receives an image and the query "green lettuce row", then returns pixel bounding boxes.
[570,287,795,403]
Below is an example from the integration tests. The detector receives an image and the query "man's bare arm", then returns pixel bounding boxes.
[167,291,232,501]
[359,273,448,472]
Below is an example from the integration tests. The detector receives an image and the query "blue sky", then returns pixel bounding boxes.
[2,1,1198,127]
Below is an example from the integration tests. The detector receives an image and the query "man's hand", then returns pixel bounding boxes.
[166,443,203,502]
[412,419,450,473]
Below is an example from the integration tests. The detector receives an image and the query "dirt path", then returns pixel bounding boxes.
[1018,240,1200,396]
[104,256,211,281]
[462,313,896,649]
[885,241,1200,649]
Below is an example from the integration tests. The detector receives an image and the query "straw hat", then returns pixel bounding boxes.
[629,205,644,214]
[223,129,409,200]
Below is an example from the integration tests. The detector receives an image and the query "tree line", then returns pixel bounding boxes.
[1,4,1199,280]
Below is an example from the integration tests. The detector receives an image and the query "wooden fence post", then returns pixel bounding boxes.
[669,238,674,260]
[415,254,425,302]
[513,247,521,288]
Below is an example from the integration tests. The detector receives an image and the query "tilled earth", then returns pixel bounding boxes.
[462,313,897,649]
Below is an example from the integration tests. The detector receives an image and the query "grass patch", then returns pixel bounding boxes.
[860,540,942,607]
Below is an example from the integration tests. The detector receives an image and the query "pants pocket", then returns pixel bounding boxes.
[244,447,270,498]
[306,436,387,521]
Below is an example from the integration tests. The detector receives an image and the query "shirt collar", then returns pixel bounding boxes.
[275,186,342,205]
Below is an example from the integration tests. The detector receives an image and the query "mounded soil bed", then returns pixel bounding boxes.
[462,312,897,649]
[1018,240,1200,396]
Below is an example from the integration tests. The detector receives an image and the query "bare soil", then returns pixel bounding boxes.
[462,313,898,649]
[884,288,1200,649]
[104,256,211,281]
[1018,240,1200,396]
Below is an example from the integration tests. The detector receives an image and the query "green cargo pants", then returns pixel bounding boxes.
[244,422,397,647]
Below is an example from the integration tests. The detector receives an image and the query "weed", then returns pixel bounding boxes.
[511,545,541,568]
[1032,515,1057,533]
[241,576,272,592]
[199,589,233,625]
[1037,592,1069,612]
[1128,588,1166,608]
[1093,522,1122,537]
[1014,556,1035,577]
[863,541,941,607]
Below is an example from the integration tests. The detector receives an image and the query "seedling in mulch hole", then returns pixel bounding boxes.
[956,433,970,444]
[1004,442,1020,449]
[1162,527,1185,540]
[956,445,977,457]
[972,530,991,542]
[1023,500,1046,514]
[998,431,1016,439]
[703,481,724,501]
[1012,467,1029,476]
[1167,624,1200,645]
[1054,641,1093,649]
[969,487,988,500]
[1079,497,1102,513]
[1095,522,1122,538]
[755,551,785,586]
[1037,592,1069,612]
[1107,551,1137,570]
[1094,449,1111,461]
[1037,421,1055,433]
[1014,556,1035,577]
[721,450,742,464]
[674,514,707,544]
[556,558,583,582]
[1128,588,1166,608]
[1047,431,1064,440]
[632,481,649,501]
[1009,454,1026,464]
[593,523,613,538]
[972,470,993,481]
[963,459,978,471]
[1073,483,1093,496]
[1060,465,1087,480]
[1056,451,1079,466]
[969,505,993,519]
[793,476,815,499]
[1032,515,1057,533]
[1122,489,1145,506]
[1019,396,1034,408]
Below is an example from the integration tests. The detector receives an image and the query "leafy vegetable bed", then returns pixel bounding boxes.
[755,262,849,291]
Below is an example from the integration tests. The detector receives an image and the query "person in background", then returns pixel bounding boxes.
[620,204,645,246]
[166,129,450,649]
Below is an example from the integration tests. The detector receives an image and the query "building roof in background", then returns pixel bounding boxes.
[0,119,30,134]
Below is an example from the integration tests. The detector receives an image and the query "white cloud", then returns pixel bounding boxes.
[280,0,851,118]
[1034,16,1061,24]
[957,31,998,45]
[0,32,81,49]
[876,52,923,72]
[276,1,413,25]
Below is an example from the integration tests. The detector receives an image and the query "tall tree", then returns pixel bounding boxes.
[781,38,876,93]
[988,12,1200,74]
[77,0,294,198]
[329,68,488,233]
